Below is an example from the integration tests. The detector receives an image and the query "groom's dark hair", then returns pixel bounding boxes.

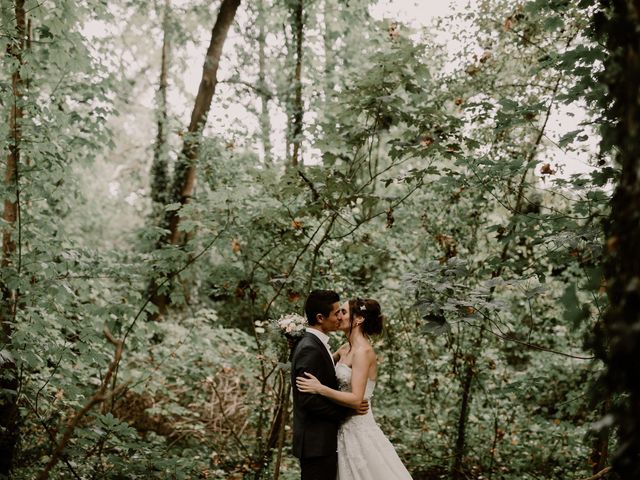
[305,290,340,325]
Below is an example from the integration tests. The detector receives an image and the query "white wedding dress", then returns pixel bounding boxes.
[335,363,412,479]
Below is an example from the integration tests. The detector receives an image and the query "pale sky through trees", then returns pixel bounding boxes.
[371,0,597,180]
[88,0,595,205]
[371,0,475,25]
[96,1,474,203]
[154,0,483,167]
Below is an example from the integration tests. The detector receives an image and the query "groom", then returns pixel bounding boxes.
[291,289,367,480]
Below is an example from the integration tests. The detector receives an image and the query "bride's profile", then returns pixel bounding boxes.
[296,298,412,480]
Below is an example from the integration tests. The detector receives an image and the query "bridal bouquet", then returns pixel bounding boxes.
[275,313,307,339]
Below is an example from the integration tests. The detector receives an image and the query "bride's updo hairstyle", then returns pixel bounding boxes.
[349,298,383,336]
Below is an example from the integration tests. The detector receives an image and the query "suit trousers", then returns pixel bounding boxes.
[300,452,338,480]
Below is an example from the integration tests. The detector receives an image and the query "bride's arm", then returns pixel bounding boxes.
[297,348,373,409]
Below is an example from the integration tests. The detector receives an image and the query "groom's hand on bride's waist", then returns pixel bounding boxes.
[354,400,369,416]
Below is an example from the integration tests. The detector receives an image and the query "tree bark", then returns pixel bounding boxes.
[451,336,481,479]
[290,0,304,167]
[0,1,25,473]
[167,0,240,245]
[150,0,241,316]
[322,0,336,101]
[272,383,290,480]
[257,0,273,165]
[150,0,171,211]
[253,360,290,479]
[595,1,640,478]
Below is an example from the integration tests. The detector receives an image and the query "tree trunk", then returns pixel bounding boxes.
[257,0,272,165]
[150,0,241,316]
[150,0,171,212]
[0,0,25,474]
[167,0,240,244]
[290,0,304,167]
[253,364,290,479]
[272,384,291,480]
[451,335,481,479]
[596,2,640,478]
[322,0,336,101]
[147,0,173,317]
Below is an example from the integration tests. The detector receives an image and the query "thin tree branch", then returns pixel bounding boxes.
[219,78,274,99]
[578,466,612,480]
[210,378,252,458]
[462,319,594,360]
[36,328,126,480]
[22,397,82,480]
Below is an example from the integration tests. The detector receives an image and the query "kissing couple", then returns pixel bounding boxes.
[291,289,412,479]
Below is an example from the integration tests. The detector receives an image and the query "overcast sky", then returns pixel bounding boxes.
[370,0,474,24]
[366,0,595,178]
[95,0,594,196]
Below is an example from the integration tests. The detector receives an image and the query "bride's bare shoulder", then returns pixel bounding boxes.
[353,343,376,362]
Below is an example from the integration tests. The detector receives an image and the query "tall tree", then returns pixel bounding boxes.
[289,0,304,166]
[257,0,273,165]
[151,0,241,316]
[322,0,337,99]
[150,0,172,214]
[0,0,25,473]
[595,1,640,477]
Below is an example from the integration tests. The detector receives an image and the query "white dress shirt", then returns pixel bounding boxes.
[306,327,333,361]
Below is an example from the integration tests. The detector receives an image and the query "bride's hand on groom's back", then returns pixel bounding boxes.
[296,372,323,394]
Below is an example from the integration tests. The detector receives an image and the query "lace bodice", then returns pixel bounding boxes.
[335,363,376,401]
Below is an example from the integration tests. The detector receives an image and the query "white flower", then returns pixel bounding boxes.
[273,313,307,338]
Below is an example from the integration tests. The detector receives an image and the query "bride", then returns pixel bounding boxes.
[296,298,412,480]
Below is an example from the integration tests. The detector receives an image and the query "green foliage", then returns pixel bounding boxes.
[1,0,618,479]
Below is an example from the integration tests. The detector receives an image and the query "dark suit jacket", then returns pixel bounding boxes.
[291,331,350,458]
